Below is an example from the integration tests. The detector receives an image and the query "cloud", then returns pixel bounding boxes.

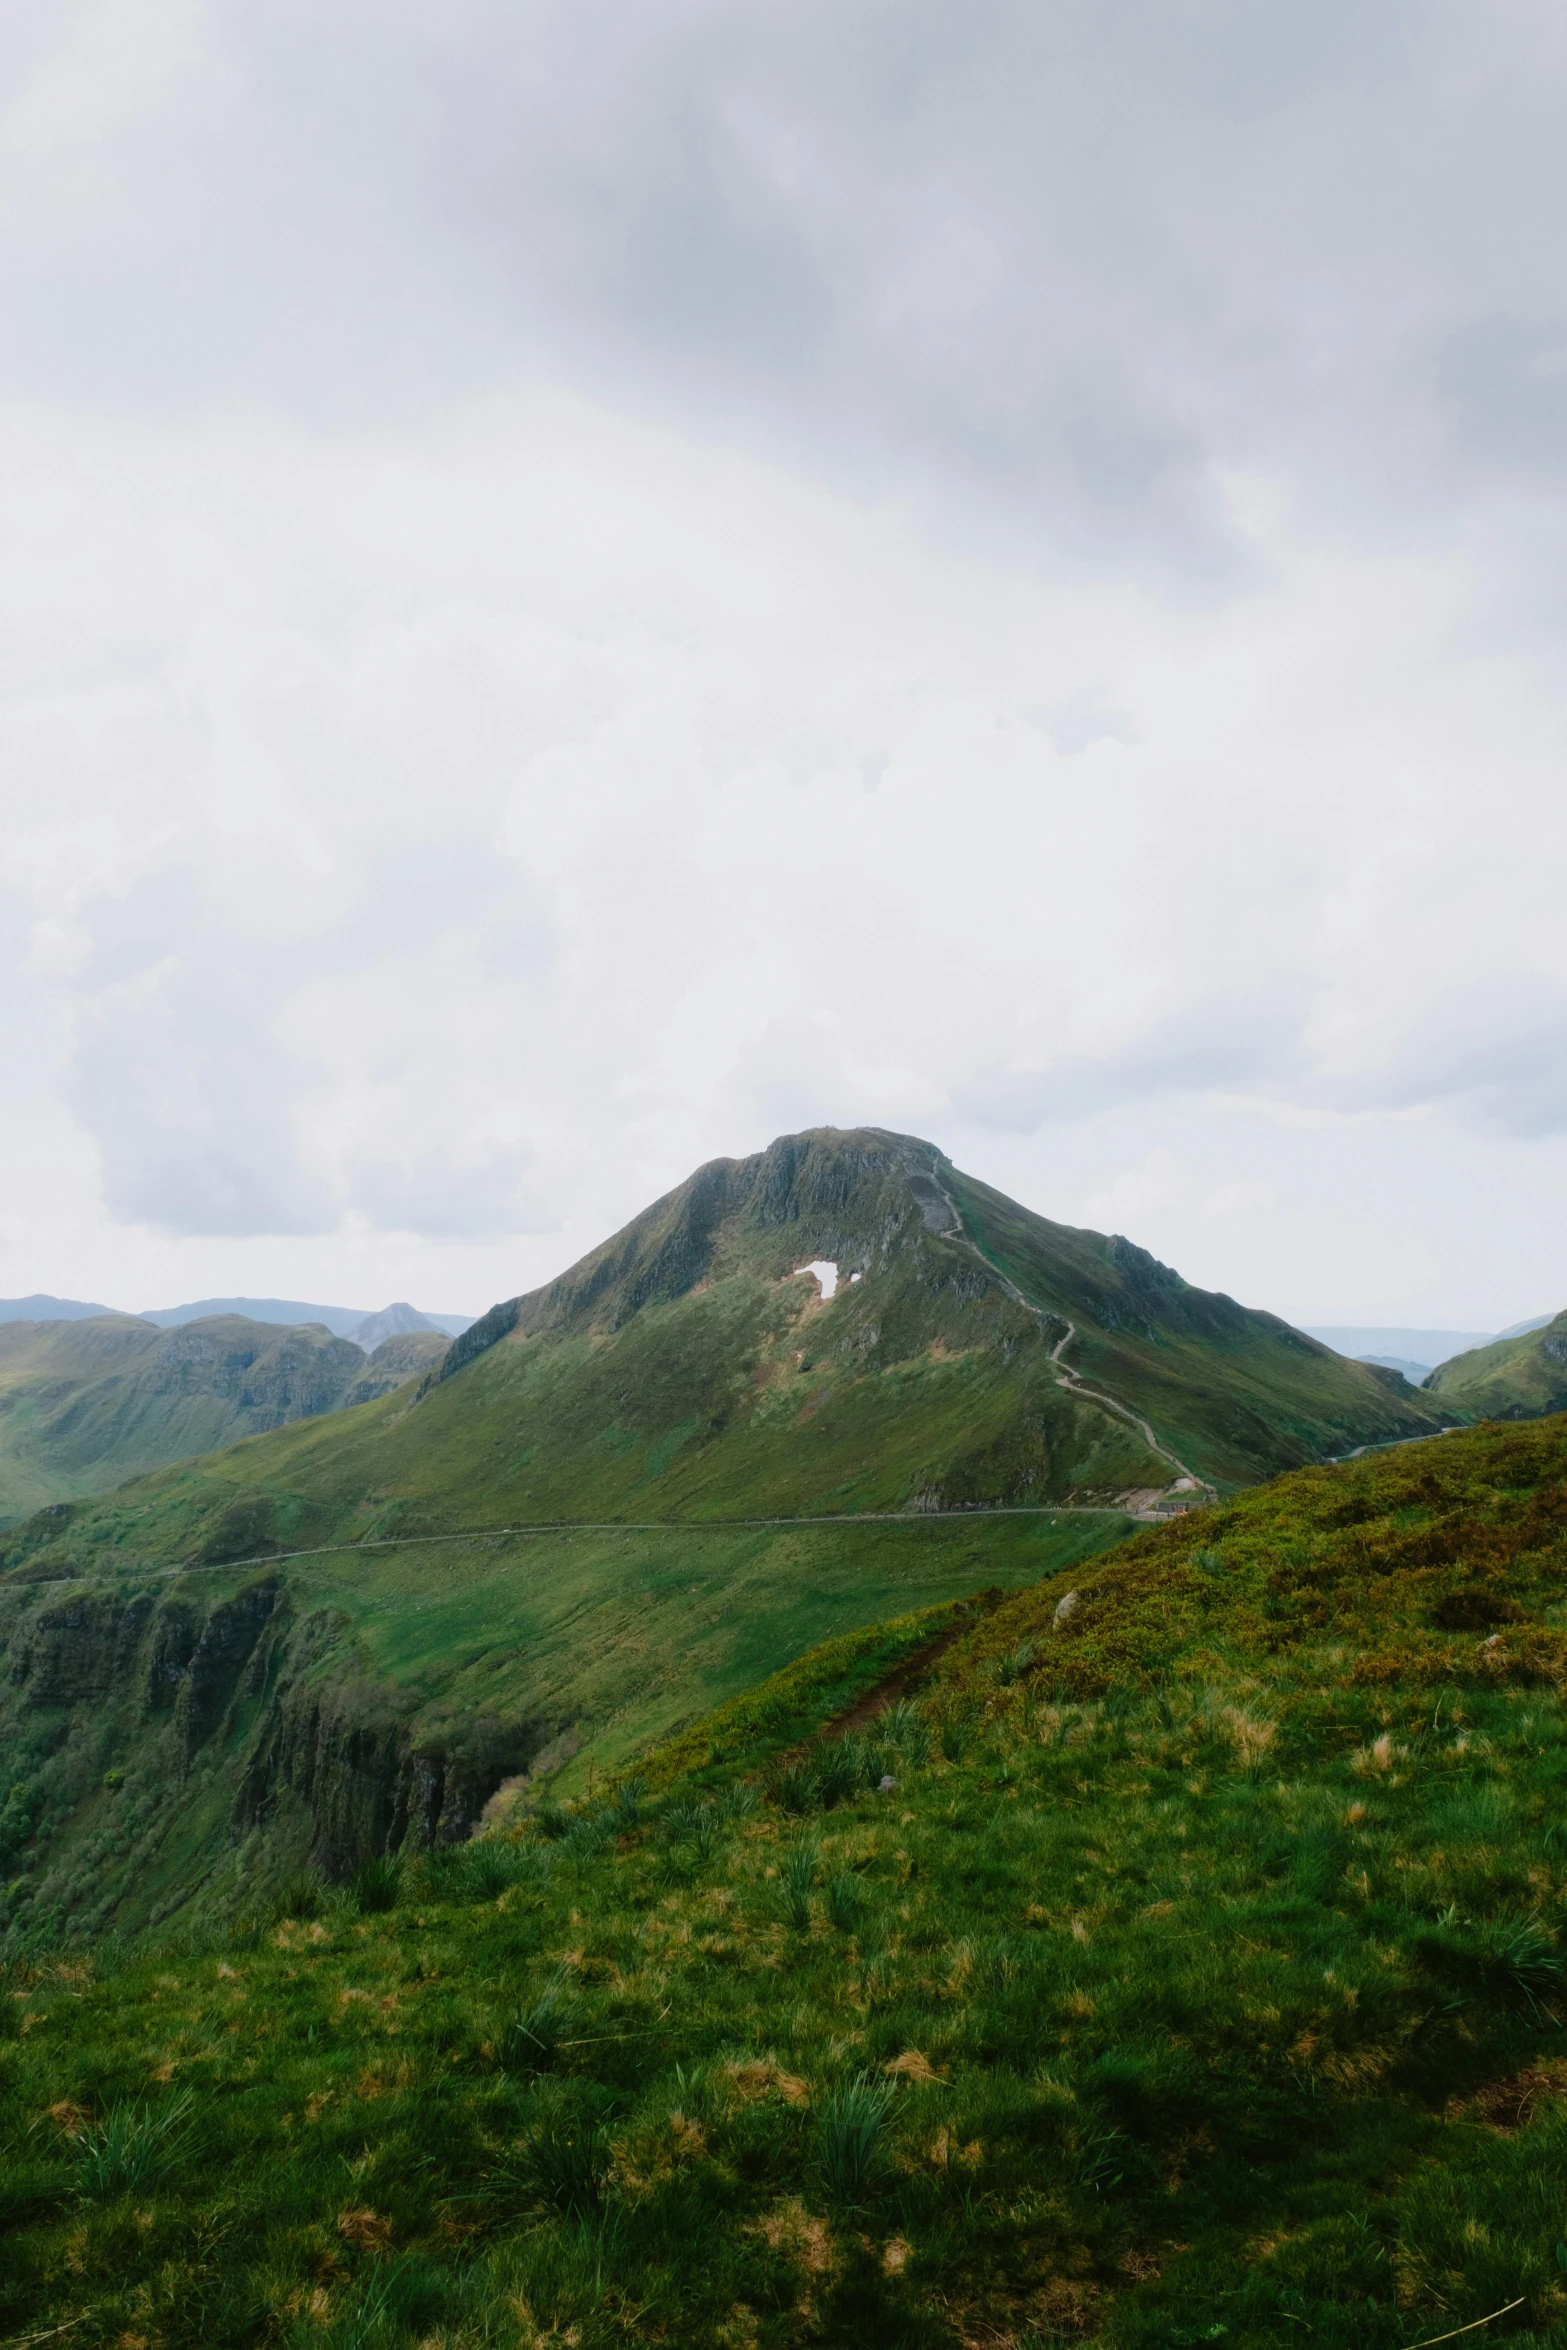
[1,4,1567,1325]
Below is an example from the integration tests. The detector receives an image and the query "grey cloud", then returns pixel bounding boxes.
[1432,318,1567,478]
[13,1,1567,573]
[952,1007,1307,1134]
[1325,994,1567,1142]
[56,837,558,1240]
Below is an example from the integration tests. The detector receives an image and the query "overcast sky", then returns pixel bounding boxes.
[3,0,1566,1328]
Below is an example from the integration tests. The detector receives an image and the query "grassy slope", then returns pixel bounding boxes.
[0,1317,444,1523]
[0,1512,1128,1948]
[5,1417,1567,2348]
[1427,1310,1567,1423]
[949,1163,1443,1485]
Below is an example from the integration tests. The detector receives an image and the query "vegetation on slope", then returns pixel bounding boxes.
[5,1416,1567,2348]
[1426,1310,1567,1424]
[0,1513,1124,1949]
[0,1129,1445,1577]
[0,1316,449,1522]
[0,1126,1460,1948]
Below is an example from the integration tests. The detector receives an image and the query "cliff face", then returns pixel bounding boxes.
[0,1565,541,1944]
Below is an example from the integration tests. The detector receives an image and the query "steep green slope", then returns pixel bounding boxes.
[0,1316,447,1521]
[1426,1307,1567,1422]
[5,1416,1567,2350]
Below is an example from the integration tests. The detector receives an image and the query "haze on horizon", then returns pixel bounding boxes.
[2,1,1565,1332]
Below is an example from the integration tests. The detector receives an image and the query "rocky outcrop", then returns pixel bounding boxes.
[3,1565,540,1897]
[232,1655,541,1875]
[173,1579,282,1758]
[9,1589,155,1703]
[343,1331,450,1407]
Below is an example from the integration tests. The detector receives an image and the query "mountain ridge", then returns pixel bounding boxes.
[1425,1307,1567,1420]
[0,1315,450,1522]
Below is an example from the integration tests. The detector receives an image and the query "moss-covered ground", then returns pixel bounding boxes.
[6,1418,1567,2346]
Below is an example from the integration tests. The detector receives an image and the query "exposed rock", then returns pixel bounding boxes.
[174,1579,282,1758]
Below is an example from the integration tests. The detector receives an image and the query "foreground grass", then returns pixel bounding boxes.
[5,1419,1567,2347]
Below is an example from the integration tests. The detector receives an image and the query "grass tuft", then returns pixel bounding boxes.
[816,2072,895,2204]
[72,2089,195,2198]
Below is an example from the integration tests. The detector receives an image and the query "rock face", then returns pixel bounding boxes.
[0,1568,541,1925]
[233,1667,537,1876]
[342,1330,450,1405]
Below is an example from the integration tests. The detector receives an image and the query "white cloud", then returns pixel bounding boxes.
[0,6,1566,1327]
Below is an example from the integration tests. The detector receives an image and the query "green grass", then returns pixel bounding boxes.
[5,1414,1567,2346]
[0,1513,1127,1949]
[1427,1312,1567,1423]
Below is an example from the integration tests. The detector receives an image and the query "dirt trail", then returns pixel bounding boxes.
[922,1159,1217,1507]
[770,1622,972,1769]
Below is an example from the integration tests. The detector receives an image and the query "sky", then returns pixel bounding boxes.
[2,0,1566,1329]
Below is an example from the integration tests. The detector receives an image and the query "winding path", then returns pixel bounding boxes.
[920,1157,1218,1506]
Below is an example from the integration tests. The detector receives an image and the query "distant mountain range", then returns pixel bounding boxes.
[1304,1317,1556,1379]
[0,1294,475,1346]
[0,1316,452,1522]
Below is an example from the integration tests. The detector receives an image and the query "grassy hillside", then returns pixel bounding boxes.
[0,1128,1451,1946]
[1426,1310,1567,1423]
[0,1511,1125,1950]
[5,1414,1567,2348]
[0,1316,448,1522]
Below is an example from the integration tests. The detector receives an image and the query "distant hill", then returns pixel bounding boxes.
[347,1300,448,1350]
[1424,1308,1567,1419]
[0,1293,120,1323]
[1303,1324,1496,1374]
[0,1316,448,1521]
[139,1297,475,1342]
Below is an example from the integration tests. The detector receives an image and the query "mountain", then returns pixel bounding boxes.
[1497,1310,1556,1339]
[0,1315,448,1522]
[347,1299,447,1350]
[0,1126,1450,1947]
[1423,1307,1567,1419]
[6,1410,1567,2348]
[1303,1323,1496,1373]
[0,1293,120,1323]
[139,1296,475,1340]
